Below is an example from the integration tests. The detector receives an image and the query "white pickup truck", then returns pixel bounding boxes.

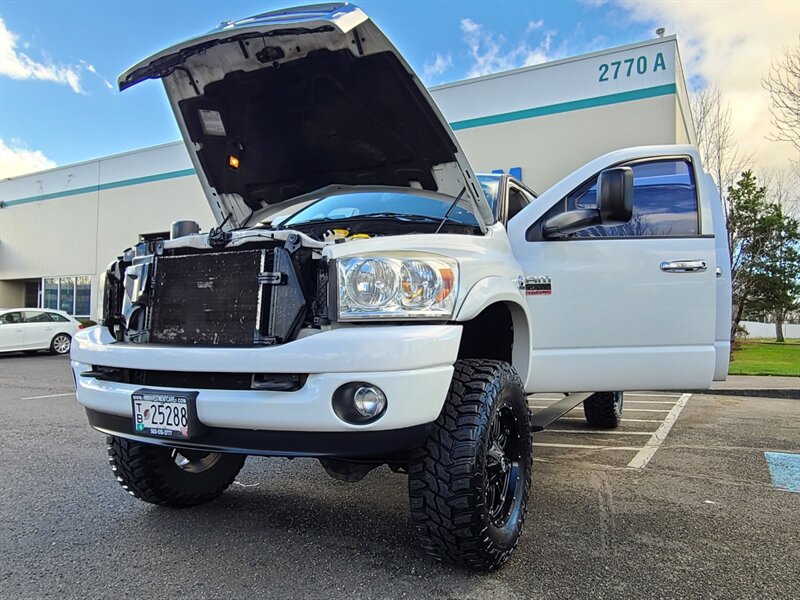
[71,4,732,570]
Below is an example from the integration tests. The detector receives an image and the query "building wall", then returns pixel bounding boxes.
[740,321,800,340]
[0,280,24,308]
[0,36,693,318]
[452,96,678,192]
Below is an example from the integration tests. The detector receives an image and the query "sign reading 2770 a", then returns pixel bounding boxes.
[598,52,667,82]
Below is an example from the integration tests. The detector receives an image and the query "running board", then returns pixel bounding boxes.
[530,393,593,431]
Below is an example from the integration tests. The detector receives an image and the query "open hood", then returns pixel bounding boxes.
[119,3,491,230]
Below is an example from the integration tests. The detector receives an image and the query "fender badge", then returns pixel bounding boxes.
[525,276,552,296]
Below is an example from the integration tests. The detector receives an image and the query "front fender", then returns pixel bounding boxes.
[455,276,532,389]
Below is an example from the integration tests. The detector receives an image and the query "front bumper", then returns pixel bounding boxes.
[71,324,461,456]
[85,409,432,457]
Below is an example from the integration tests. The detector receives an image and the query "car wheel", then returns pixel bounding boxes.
[50,334,71,355]
[408,359,532,571]
[583,391,624,429]
[106,435,246,507]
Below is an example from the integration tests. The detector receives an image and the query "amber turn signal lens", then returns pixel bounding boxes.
[436,268,455,302]
[228,155,240,169]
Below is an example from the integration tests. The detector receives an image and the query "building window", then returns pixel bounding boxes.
[75,276,91,316]
[43,278,59,310]
[40,276,92,317]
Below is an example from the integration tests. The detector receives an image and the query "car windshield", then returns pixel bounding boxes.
[477,174,501,217]
[280,191,481,228]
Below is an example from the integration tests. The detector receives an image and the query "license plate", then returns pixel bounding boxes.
[131,389,199,439]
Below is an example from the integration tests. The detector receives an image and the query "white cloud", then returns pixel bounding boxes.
[0,17,84,93]
[607,0,800,170]
[460,18,561,78]
[423,52,453,81]
[526,19,545,33]
[81,58,114,91]
[0,138,56,179]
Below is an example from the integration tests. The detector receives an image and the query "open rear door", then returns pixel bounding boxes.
[507,145,718,393]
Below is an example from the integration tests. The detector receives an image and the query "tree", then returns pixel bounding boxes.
[729,171,800,342]
[746,208,800,342]
[763,46,800,158]
[690,86,750,251]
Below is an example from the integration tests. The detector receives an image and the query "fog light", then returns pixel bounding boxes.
[354,386,386,417]
[332,382,388,424]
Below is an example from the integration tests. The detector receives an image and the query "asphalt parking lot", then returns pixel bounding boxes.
[1,354,798,599]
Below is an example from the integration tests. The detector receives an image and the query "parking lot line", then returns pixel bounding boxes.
[557,417,664,423]
[530,406,671,413]
[627,393,692,469]
[541,429,655,436]
[533,442,641,451]
[625,393,682,398]
[625,400,680,405]
[21,392,75,400]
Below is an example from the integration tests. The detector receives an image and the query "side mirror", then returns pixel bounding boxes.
[597,166,634,226]
[543,166,634,238]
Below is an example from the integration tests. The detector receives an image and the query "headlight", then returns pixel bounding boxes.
[337,254,458,320]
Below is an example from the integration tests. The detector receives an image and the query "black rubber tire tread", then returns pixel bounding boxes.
[583,391,623,429]
[106,435,246,508]
[408,359,532,571]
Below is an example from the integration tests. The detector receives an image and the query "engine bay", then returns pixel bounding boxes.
[104,230,329,347]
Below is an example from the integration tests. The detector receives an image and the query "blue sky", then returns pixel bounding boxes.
[1,1,796,177]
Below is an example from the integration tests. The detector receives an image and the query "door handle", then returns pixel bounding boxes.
[660,260,707,273]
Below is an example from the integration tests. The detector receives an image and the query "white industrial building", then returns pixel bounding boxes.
[0,36,694,320]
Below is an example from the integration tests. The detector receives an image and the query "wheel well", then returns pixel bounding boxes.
[457,303,514,363]
[457,302,530,386]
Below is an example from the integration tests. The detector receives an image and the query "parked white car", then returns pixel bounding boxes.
[0,309,82,355]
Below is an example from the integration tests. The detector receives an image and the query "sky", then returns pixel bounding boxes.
[0,0,798,180]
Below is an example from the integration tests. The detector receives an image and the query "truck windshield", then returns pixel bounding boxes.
[280,191,481,228]
[476,174,501,217]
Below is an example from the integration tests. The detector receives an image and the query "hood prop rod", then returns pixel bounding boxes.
[435,187,467,234]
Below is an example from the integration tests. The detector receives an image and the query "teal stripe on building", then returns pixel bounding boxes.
[2,84,677,208]
[450,84,677,130]
[3,168,197,208]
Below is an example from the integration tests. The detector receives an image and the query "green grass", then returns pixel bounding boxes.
[729,339,800,377]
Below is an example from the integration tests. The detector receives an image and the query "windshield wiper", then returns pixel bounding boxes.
[361,212,456,223]
[281,212,468,228]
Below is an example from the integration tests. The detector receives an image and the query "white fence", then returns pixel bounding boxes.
[741,321,800,339]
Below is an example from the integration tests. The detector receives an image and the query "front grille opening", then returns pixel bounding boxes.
[84,366,307,392]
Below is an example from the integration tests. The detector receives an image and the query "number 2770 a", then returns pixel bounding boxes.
[599,52,667,82]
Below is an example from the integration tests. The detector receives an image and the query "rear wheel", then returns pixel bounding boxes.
[408,359,532,571]
[106,436,246,507]
[583,391,624,429]
[49,334,71,355]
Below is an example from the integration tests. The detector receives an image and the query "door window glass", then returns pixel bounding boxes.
[49,313,70,322]
[24,311,53,323]
[507,187,534,221]
[0,312,23,325]
[564,159,699,237]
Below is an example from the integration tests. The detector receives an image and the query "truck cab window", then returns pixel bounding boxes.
[507,187,534,221]
[540,158,700,238]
